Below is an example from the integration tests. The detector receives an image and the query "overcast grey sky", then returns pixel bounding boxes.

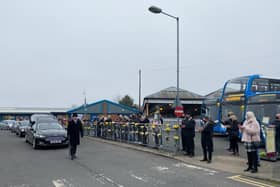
[0,0,279,108]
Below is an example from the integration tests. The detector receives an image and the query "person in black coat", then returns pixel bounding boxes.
[181,112,196,157]
[199,116,214,163]
[228,115,240,156]
[67,113,84,160]
[224,112,234,151]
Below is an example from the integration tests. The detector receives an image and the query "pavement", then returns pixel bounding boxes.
[86,136,280,184]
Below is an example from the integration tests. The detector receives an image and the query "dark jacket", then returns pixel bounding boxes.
[272,119,280,137]
[201,120,214,152]
[67,119,84,146]
[201,121,214,138]
[229,120,239,138]
[181,117,196,137]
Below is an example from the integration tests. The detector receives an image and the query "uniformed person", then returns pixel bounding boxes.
[199,116,214,163]
[67,113,84,160]
[181,112,196,157]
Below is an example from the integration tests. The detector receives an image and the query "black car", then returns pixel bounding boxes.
[25,119,68,149]
[15,120,30,137]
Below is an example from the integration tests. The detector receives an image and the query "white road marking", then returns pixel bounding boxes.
[151,166,174,174]
[94,173,124,187]
[52,179,66,187]
[173,163,218,175]
[9,185,31,187]
[52,178,74,187]
[130,174,148,182]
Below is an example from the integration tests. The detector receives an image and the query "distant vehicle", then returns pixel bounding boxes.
[0,122,10,130]
[15,121,30,137]
[10,121,19,133]
[30,114,56,125]
[25,118,68,149]
[2,120,16,130]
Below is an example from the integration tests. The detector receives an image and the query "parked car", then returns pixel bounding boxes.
[25,118,68,149]
[0,122,10,130]
[2,120,16,130]
[10,121,19,133]
[15,120,30,137]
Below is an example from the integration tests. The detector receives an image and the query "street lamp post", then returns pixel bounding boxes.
[149,6,181,153]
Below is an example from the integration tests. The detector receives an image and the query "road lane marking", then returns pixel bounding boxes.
[173,163,217,175]
[52,178,74,187]
[94,173,124,187]
[228,175,275,187]
[52,179,66,187]
[130,174,148,182]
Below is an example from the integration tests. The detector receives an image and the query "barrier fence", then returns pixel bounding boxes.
[83,122,181,152]
[83,121,280,161]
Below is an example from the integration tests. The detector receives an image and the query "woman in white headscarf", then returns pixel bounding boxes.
[239,111,261,173]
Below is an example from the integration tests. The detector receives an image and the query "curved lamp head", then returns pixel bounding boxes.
[148,6,162,14]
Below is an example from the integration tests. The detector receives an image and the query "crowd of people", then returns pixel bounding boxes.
[66,111,280,173]
[180,111,280,173]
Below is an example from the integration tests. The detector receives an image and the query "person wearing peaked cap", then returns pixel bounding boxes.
[67,113,83,160]
[200,116,214,163]
[181,112,196,157]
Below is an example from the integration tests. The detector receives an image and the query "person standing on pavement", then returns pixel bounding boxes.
[181,112,196,157]
[224,112,234,151]
[228,115,240,156]
[199,116,214,163]
[239,111,260,173]
[67,113,84,160]
[271,113,280,155]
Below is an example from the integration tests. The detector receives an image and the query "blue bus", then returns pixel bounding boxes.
[204,75,280,135]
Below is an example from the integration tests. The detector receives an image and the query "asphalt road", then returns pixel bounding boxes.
[0,130,271,187]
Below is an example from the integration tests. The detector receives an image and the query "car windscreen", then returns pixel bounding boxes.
[38,123,63,130]
[19,121,30,126]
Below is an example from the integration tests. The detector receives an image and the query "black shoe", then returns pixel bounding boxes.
[257,163,261,167]
[71,156,74,160]
[200,159,207,162]
[251,169,258,173]
[244,168,251,172]
[73,155,77,159]
[207,160,212,163]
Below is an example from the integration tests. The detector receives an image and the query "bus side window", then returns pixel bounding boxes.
[251,85,257,92]
[258,86,266,92]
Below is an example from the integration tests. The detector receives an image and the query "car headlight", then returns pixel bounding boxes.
[35,134,46,138]
[21,128,25,132]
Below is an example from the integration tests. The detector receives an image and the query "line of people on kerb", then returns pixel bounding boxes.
[181,112,214,163]
[180,111,280,174]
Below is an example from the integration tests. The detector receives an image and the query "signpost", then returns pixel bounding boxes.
[174,106,184,118]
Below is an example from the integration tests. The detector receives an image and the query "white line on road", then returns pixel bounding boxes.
[130,174,148,182]
[52,179,66,187]
[52,178,74,187]
[173,163,218,175]
[94,173,124,187]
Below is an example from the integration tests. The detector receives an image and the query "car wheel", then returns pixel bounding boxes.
[32,138,38,149]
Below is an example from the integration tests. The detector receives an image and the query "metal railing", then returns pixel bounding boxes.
[83,122,181,152]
